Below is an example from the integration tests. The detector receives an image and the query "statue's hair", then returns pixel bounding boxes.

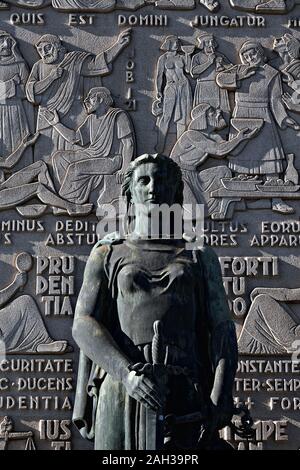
[85,87,114,107]
[189,103,211,130]
[239,41,266,64]
[35,34,62,49]
[160,35,180,51]
[196,32,217,50]
[122,154,184,207]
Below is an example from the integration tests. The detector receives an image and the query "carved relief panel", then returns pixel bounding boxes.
[0,0,298,451]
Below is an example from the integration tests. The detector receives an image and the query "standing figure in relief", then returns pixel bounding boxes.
[153,35,192,153]
[191,33,231,118]
[0,31,33,168]
[26,30,131,162]
[42,87,135,209]
[217,41,299,214]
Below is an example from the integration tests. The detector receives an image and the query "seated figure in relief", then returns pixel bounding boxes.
[238,287,300,354]
[0,255,68,354]
[170,103,257,218]
[43,87,135,211]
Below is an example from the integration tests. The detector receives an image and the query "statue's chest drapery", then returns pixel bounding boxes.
[105,240,204,347]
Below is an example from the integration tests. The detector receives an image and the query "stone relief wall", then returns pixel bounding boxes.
[0,0,298,450]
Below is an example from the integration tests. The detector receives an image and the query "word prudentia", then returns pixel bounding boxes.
[0,377,73,392]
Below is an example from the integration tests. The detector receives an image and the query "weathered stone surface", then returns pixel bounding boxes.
[0,0,299,451]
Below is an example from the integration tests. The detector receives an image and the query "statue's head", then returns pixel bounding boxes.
[84,87,113,114]
[189,103,226,132]
[160,35,181,52]
[240,41,266,66]
[0,31,15,58]
[273,33,300,62]
[122,154,184,215]
[36,34,64,64]
[197,33,217,55]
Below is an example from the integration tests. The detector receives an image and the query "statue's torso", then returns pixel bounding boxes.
[105,239,205,372]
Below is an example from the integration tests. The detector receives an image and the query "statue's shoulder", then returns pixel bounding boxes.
[193,246,220,272]
[90,232,123,258]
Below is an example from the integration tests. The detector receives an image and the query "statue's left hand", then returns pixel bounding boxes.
[118,29,132,47]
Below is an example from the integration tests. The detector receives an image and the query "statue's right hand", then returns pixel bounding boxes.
[122,370,163,412]
[50,67,63,81]
[238,66,256,80]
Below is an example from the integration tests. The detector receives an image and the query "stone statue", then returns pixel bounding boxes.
[170,104,258,216]
[0,31,34,168]
[72,153,238,450]
[0,253,68,354]
[153,36,193,153]
[42,87,135,210]
[26,30,132,161]
[191,33,231,116]
[217,41,300,214]
[238,288,300,354]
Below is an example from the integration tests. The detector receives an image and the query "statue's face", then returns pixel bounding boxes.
[84,93,100,114]
[131,162,178,213]
[203,38,216,55]
[0,36,13,57]
[37,41,60,64]
[242,48,262,66]
[170,37,180,51]
[207,107,226,130]
[273,36,288,57]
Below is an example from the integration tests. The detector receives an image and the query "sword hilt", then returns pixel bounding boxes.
[152,320,165,365]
